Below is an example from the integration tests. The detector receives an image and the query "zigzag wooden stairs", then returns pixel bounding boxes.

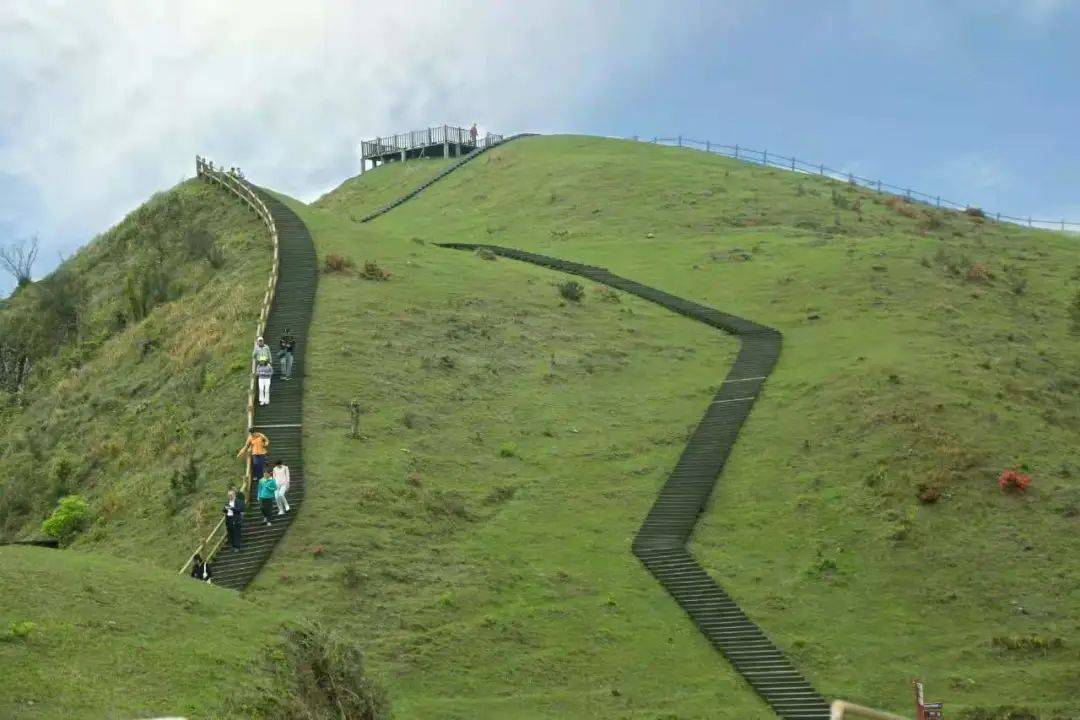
[438,243,830,720]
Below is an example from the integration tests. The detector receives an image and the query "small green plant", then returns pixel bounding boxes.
[41,495,91,545]
[475,247,497,261]
[347,399,363,439]
[359,260,391,281]
[0,621,36,643]
[593,285,621,303]
[498,442,517,458]
[558,280,584,302]
[341,562,364,589]
[831,188,850,210]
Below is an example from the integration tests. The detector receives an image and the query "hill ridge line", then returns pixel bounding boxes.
[437,242,830,720]
[358,134,536,223]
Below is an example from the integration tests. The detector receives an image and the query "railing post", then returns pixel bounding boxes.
[820,164,824,175]
[997,212,1001,222]
[1028,217,1032,227]
[705,140,710,152]
[762,149,768,165]
[734,144,739,159]
[848,172,854,185]
[936,196,940,206]
[677,134,682,147]
[791,156,796,171]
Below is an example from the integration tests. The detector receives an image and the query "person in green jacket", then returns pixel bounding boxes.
[257,469,277,526]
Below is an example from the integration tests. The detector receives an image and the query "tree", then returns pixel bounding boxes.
[0,235,39,289]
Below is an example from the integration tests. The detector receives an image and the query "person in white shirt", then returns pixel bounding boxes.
[272,459,291,515]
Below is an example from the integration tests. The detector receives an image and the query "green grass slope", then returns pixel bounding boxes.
[0,546,287,719]
[247,196,768,718]
[338,135,1080,718]
[313,156,453,218]
[0,179,271,567]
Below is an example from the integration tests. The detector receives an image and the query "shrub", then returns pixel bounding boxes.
[475,247,497,261]
[183,226,225,268]
[965,206,987,219]
[359,260,391,281]
[41,495,91,544]
[498,442,517,458]
[885,195,919,219]
[998,469,1031,493]
[557,280,584,302]
[273,621,390,720]
[0,621,36,643]
[990,634,1063,651]
[125,266,171,322]
[830,188,850,210]
[323,253,355,273]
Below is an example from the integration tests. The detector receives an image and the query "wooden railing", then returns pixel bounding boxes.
[179,156,280,577]
[360,125,504,158]
[830,700,911,720]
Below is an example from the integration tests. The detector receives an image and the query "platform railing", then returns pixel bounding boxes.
[179,156,280,577]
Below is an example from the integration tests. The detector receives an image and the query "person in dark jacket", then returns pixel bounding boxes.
[278,328,296,380]
[191,553,212,583]
[224,486,245,551]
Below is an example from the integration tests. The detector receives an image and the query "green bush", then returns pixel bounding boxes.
[0,621,36,643]
[557,280,584,302]
[268,621,390,720]
[41,495,91,545]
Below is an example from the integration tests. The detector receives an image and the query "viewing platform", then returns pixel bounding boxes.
[359,125,504,173]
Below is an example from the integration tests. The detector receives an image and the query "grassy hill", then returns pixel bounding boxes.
[0,546,290,719]
[273,136,1078,719]
[0,180,271,565]
[5,135,1077,719]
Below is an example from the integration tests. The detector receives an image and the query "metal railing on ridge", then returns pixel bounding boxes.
[633,135,1079,233]
[179,156,280,576]
[360,125,504,158]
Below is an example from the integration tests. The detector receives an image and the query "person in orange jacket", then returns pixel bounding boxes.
[236,428,270,480]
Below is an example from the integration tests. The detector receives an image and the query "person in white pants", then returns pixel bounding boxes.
[272,459,291,514]
[256,359,273,405]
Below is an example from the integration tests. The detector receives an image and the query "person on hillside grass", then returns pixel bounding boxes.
[278,328,295,381]
[272,459,291,515]
[237,429,269,480]
[257,469,277,526]
[223,486,245,552]
[253,336,272,365]
[191,553,213,583]
[255,359,273,406]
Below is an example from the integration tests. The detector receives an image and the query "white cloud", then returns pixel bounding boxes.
[0,0,743,291]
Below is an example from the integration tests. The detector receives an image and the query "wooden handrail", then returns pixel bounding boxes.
[180,156,281,576]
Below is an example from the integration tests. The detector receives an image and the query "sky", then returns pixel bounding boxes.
[1,0,1078,294]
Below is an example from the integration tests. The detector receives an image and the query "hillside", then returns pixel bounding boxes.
[313,156,453,218]
[5,135,1077,720]
[0,179,271,564]
[366,136,1080,715]
[0,546,289,719]
[253,136,1077,719]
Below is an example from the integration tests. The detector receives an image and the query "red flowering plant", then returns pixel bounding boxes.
[998,469,1031,493]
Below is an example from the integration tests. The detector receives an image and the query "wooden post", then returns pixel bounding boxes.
[734,144,739,159]
[820,164,824,175]
[791,156,796,171]
[762,149,768,165]
[1028,217,1032,227]
[443,125,449,159]
[677,134,682,147]
[705,140,710,152]
[936,196,940,206]
[1062,219,1066,231]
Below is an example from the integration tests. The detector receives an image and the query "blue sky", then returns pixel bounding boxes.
[1,0,1078,295]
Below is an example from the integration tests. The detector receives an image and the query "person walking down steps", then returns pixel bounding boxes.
[253,336,272,365]
[223,486,245,552]
[257,469,277,526]
[256,359,273,406]
[272,459,291,515]
[278,328,295,381]
[237,429,270,481]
